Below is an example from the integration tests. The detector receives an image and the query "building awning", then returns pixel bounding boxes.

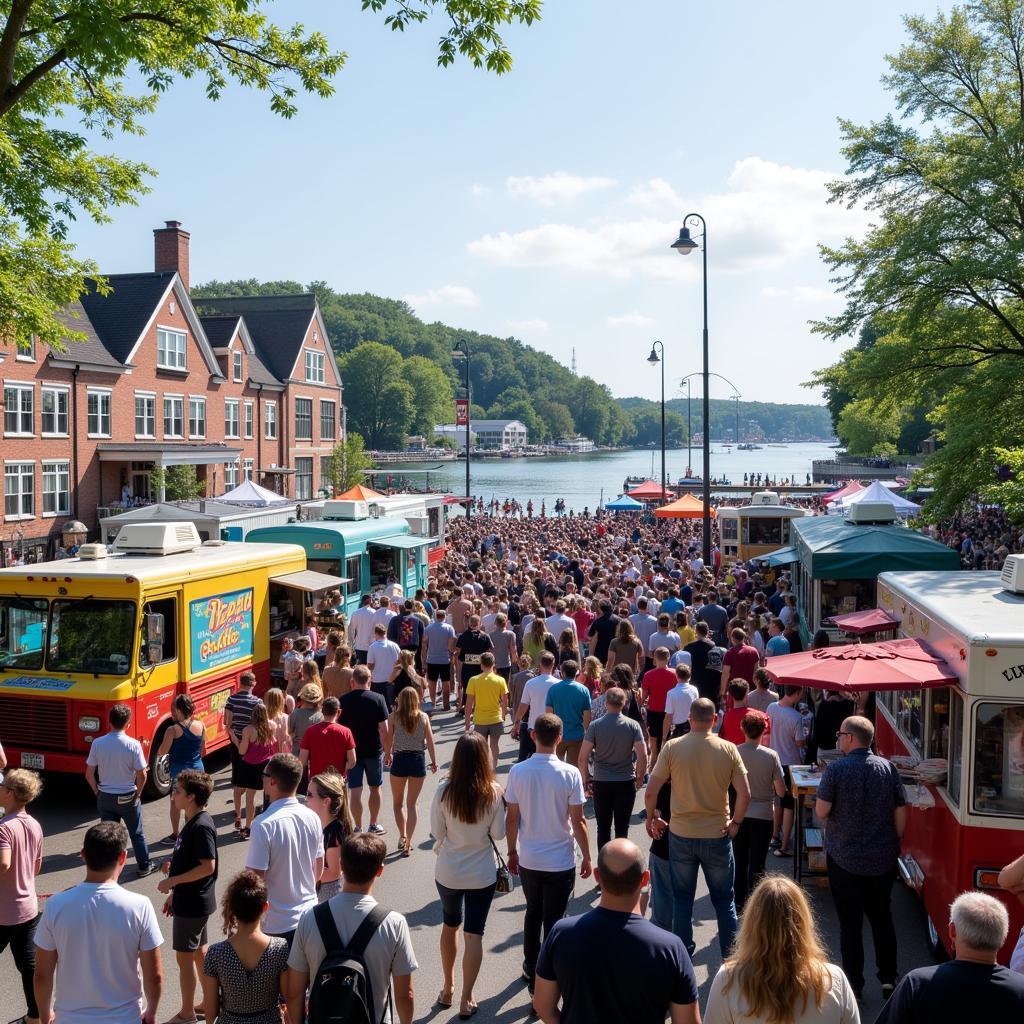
[760,545,799,567]
[370,535,431,551]
[270,570,351,592]
[97,442,241,467]
[260,466,295,475]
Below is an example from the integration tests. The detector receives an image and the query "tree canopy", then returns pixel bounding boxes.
[811,0,1024,518]
[0,0,540,353]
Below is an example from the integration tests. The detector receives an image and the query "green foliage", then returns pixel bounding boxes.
[534,399,575,442]
[339,342,416,449]
[835,398,906,456]
[810,0,1024,517]
[327,432,373,492]
[151,464,205,501]
[402,354,453,437]
[618,397,833,441]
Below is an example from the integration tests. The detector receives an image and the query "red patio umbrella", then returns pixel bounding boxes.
[627,479,674,501]
[827,607,899,636]
[764,637,957,692]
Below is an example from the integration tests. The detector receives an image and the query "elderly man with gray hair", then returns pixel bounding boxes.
[875,891,1024,1022]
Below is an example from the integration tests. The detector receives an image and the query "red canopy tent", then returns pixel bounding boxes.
[764,637,957,691]
[827,607,900,636]
[822,480,865,504]
[654,494,717,519]
[627,479,674,501]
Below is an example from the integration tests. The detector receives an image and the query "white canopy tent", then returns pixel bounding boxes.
[829,479,921,518]
[218,479,290,507]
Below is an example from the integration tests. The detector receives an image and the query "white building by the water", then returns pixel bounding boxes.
[434,419,527,451]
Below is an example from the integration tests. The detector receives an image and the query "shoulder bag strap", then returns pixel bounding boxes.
[347,903,391,957]
[488,833,508,872]
[312,900,345,955]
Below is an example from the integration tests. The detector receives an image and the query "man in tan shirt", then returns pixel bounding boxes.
[644,697,750,959]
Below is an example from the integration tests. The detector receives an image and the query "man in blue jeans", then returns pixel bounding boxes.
[644,697,749,958]
[84,704,157,878]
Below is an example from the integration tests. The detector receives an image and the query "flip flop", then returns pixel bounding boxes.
[459,1006,479,1020]
[772,847,791,858]
[436,990,454,1009]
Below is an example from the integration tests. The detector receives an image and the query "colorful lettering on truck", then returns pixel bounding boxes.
[0,539,307,797]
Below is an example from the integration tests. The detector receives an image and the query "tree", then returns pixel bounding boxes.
[150,464,204,501]
[326,431,373,493]
[534,399,575,442]
[487,385,545,442]
[402,354,452,436]
[340,342,414,449]
[0,0,540,353]
[812,1,1024,515]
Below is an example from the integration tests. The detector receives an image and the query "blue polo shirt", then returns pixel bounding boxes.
[545,680,593,742]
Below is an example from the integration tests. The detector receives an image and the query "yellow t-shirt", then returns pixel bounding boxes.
[651,730,747,839]
[466,672,508,726]
[677,624,697,648]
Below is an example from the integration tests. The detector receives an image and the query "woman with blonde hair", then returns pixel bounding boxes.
[704,874,859,1024]
[306,769,355,901]
[578,655,603,695]
[262,687,289,753]
[237,704,276,837]
[383,687,437,856]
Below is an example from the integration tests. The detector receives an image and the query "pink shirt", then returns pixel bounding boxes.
[0,811,43,925]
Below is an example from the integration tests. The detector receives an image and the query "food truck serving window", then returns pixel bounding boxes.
[947,692,963,806]
[973,702,1024,818]
[0,596,47,669]
[745,518,783,546]
[49,599,135,675]
[721,518,738,541]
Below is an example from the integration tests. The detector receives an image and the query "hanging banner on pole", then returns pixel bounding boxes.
[455,399,469,427]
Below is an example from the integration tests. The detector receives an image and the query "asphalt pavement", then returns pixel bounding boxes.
[2,712,933,1023]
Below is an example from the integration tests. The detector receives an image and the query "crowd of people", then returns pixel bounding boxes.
[2,509,1024,1024]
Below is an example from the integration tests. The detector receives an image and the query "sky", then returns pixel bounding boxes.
[64,0,948,406]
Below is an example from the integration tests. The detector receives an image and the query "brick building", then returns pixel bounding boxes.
[0,220,344,565]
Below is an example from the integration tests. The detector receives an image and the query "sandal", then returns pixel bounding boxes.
[397,837,407,853]
[459,1005,479,1020]
[436,990,454,1009]
[772,847,791,858]
[401,844,411,858]
[233,816,242,831]
[240,827,251,840]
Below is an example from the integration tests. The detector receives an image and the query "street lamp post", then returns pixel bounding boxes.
[672,213,711,565]
[452,340,471,518]
[686,378,692,475]
[647,340,666,501]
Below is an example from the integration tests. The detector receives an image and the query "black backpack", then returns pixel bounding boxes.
[307,901,391,1024]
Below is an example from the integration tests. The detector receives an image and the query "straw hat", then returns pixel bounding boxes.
[298,683,323,704]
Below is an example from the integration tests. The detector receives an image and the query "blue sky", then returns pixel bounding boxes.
[66,1,947,405]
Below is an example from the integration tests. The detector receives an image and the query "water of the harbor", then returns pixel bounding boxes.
[381,441,838,510]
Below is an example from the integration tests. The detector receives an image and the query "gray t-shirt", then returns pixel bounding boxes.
[767,701,805,765]
[746,688,779,713]
[488,628,517,669]
[739,742,784,820]
[424,621,456,664]
[585,711,644,782]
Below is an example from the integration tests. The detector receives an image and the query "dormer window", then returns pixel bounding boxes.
[15,336,36,362]
[233,350,243,382]
[304,349,325,383]
[157,327,187,370]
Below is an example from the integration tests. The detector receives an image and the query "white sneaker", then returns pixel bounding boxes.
[368,823,387,836]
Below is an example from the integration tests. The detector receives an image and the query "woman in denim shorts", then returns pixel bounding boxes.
[384,688,437,856]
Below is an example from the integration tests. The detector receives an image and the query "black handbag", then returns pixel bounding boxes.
[489,834,514,894]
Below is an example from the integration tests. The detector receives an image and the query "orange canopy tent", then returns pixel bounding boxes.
[627,479,674,501]
[654,493,716,519]
[335,483,385,501]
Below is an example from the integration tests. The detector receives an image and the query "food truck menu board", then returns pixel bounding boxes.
[190,588,254,672]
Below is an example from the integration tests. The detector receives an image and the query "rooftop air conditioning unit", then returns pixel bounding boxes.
[1001,554,1024,594]
[407,516,430,535]
[751,491,780,506]
[847,502,898,525]
[322,500,368,521]
[77,543,108,561]
[113,522,202,555]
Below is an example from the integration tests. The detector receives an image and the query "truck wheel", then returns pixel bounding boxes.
[926,915,950,963]
[145,725,172,798]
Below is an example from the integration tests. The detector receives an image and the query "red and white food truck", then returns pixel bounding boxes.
[875,560,1024,963]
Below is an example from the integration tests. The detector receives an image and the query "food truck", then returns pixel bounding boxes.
[874,561,1024,962]
[717,491,808,562]
[782,504,960,644]
[0,523,345,795]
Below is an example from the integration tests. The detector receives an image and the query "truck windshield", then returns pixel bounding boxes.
[0,596,48,670]
[47,599,135,676]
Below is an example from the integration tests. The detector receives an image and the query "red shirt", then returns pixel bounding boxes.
[572,608,596,642]
[642,667,677,712]
[300,720,356,778]
[721,706,770,746]
[723,643,760,684]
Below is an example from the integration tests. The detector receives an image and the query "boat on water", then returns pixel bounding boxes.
[737,442,763,451]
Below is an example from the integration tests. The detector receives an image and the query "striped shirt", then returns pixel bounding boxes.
[225,690,261,742]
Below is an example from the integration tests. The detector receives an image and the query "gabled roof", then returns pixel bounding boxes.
[198,313,281,389]
[193,294,319,382]
[198,314,240,349]
[48,300,125,370]
[78,272,177,363]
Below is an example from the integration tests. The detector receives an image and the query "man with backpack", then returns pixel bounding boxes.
[286,832,417,1024]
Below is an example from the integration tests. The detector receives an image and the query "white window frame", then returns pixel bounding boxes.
[224,399,240,439]
[134,391,156,439]
[41,460,70,517]
[264,400,277,440]
[224,458,240,489]
[163,394,184,439]
[232,350,243,382]
[243,458,254,481]
[156,326,187,371]
[3,382,34,437]
[41,384,70,437]
[15,336,36,362]
[243,400,254,439]
[4,461,35,520]
[188,396,206,439]
[304,349,325,384]
[86,387,111,438]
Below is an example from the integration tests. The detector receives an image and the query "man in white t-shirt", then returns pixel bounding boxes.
[505,713,591,995]
[245,753,324,944]
[286,832,417,1024]
[348,594,377,664]
[545,600,577,644]
[372,594,396,633]
[366,624,401,704]
[34,821,164,1024]
[511,651,559,762]
[662,664,701,743]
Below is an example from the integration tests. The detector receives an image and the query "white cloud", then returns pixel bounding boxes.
[627,178,681,208]
[505,172,618,205]
[469,157,871,280]
[761,285,840,302]
[403,285,480,308]
[506,318,549,333]
[607,312,656,328]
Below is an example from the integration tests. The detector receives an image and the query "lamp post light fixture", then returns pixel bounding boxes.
[672,212,712,566]
[451,340,471,518]
[647,340,666,502]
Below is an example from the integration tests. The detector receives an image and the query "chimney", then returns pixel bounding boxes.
[153,220,190,289]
